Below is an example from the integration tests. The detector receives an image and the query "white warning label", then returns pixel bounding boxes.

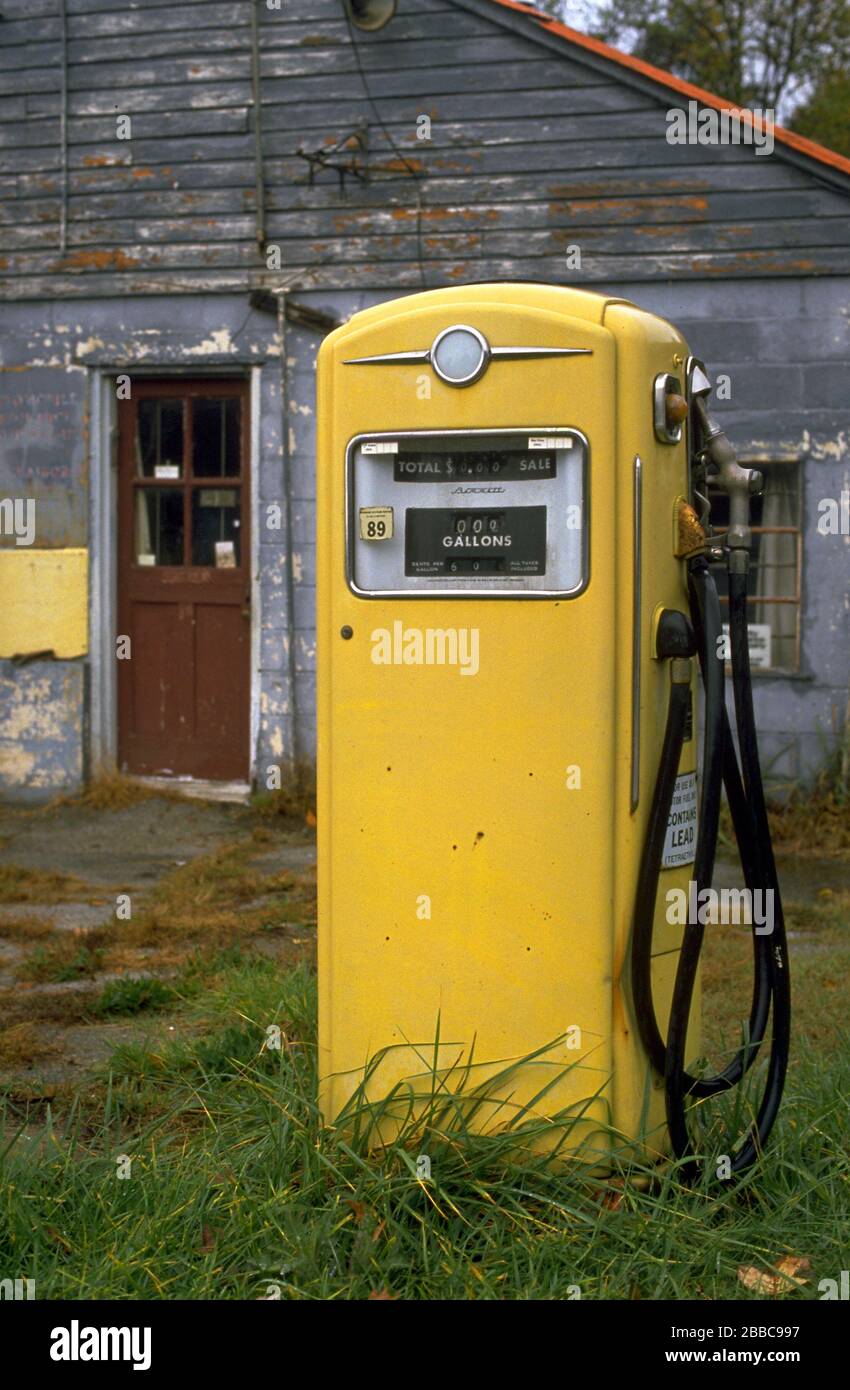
[528,435,573,450]
[662,771,698,868]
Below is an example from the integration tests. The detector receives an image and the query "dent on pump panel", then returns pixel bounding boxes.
[346,428,588,597]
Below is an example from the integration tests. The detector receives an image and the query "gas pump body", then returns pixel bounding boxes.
[317,283,699,1162]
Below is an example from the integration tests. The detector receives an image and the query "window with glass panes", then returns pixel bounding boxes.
[133,392,244,570]
[708,461,802,673]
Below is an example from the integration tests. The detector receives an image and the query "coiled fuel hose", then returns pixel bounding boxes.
[630,419,791,1179]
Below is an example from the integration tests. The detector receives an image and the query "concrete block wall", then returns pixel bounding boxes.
[632,276,850,784]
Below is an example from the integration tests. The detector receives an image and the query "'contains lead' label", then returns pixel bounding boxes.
[662,771,698,868]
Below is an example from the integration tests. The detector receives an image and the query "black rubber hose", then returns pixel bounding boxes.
[685,563,772,1098]
[630,677,690,1074]
[630,560,791,1176]
[687,560,725,901]
[690,716,773,1093]
[722,567,791,1170]
[664,565,791,1172]
[631,564,768,1102]
[664,562,723,1160]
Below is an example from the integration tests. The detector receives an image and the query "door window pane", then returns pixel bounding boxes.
[191,487,241,566]
[135,489,184,566]
[192,398,241,477]
[136,399,184,479]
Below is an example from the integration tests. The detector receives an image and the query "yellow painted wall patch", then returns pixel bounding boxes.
[0,548,88,658]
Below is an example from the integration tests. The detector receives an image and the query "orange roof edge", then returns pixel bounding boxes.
[489,0,850,181]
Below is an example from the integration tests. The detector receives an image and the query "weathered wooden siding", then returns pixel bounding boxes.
[2,0,849,299]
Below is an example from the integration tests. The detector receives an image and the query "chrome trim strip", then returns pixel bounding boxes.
[344,350,430,365]
[631,454,642,813]
[653,371,683,444]
[344,346,592,366]
[490,347,592,360]
[684,355,709,527]
[344,426,590,601]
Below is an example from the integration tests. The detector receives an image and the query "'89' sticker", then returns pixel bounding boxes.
[359,506,393,541]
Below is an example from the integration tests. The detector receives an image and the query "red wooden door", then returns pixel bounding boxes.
[117,379,251,780]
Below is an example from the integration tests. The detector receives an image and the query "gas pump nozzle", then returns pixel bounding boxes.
[690,366,762,571]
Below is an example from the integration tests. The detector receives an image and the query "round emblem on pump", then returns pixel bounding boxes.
[430,325,490,387]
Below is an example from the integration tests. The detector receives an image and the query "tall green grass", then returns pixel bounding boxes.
[1,960,847,1300]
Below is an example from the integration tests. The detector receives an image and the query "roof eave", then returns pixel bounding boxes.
[451,0,850,191]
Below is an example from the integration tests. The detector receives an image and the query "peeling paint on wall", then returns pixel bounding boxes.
[186,328,236,357]
[75,336,106,357]
[803,430,849,462]
[0,659,84,798]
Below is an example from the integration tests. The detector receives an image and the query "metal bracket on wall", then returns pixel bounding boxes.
[296,123,369,187]
[248,290,341,336]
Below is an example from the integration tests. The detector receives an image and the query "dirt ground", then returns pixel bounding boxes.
[0,795,316,1097]
[0,792,846,1105]
[0,796,314,888]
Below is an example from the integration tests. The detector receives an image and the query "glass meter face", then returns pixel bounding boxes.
[347,429,588,597]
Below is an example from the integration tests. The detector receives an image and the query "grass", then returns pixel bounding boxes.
[89,977,178,1018]
[0,864,91,905]
[750,750,850,861]
[43,769,185,812]
[100,843,317,974]
[767,788,850,859]
[251,758,317,822]
[28,762,316,818]
[0,988,96,1032]
[700,891,850,1055]
[0,913,55,941]
[0,842,316,998]
[719,794,850,860]
[16,934,106,984]
[0,774,845,1300]
[1,952,847,1301]
[716,745,850,862]
[0,1021,59,1067]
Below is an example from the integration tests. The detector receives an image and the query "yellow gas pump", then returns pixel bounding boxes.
[316,283,789,1174]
